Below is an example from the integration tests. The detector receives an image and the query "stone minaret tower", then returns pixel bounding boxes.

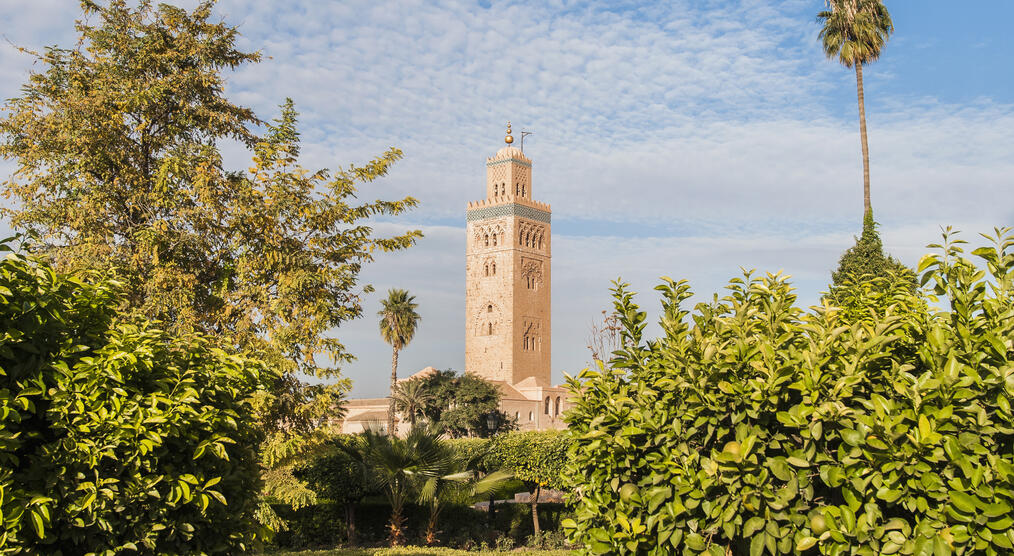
[465,123,551,385]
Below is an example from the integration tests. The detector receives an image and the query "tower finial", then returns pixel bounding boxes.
[505,121,514,145]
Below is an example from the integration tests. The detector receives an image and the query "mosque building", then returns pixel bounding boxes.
[342,124,568,433]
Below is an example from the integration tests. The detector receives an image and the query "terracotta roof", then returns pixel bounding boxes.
[398,366,439,382]
[488,380,528,400]
[344,410,388,423]
[513,376,550,389]
[345,397,389,406]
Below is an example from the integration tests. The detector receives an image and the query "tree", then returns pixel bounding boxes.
[416,370,515,438]
[357,426,443,546]
[392,378,434,428]
[378,289,422,434]
[486,431,568,537]
[817,0,894,214]
[416,449,511,546]
[297,435,376,545]
[0,0,420,527]
[586,309,622,366]
[0,242,271,553]
[827,209,915,318]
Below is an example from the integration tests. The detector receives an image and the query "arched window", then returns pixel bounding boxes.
[487,304,493,313]
[528,411,533,421]
[515,411,520,420]
[484,264,489,276]
[526,232,532,247]
[519,230,524,244]
[522,185,526,197]
[544,397,551,414]
[491,262,496,274]
[538,235,543,249]
[492,234,497,246]
[555,397,561,416]
[515,185,520,196]
[501,184,505,196]
[484,234,489,247]
[488,322,493,335]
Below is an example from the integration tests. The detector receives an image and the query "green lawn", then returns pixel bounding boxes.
[267,548,575,556]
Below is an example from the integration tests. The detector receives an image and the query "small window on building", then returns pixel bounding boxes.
[519,231,524,244]
[488,322,493,335]
[555,397,561,416]
[528,411,533,421]
[522,185,526,197]
[544,397,551,414]
[492,234,497,246]
[487,304,493,313]
[484,264,489,276]
[515,411,520,420]
[491,262,496,274]
[484,234,489,247]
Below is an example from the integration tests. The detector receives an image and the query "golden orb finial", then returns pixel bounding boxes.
[505,121,514,145]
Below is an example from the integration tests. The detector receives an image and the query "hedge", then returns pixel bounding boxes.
[0,246,271,553]
[563,229,1014,555]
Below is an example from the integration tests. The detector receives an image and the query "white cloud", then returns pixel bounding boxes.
[1,1,1011,397]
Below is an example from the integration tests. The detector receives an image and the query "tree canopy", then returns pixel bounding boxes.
[0,0,421,384]
[827,210,915,316]
[414,370,514,438]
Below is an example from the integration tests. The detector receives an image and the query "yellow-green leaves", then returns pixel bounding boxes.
[563,229,1014,554]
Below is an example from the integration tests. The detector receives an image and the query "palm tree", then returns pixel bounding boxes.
[358,426,444,545]
[392,379,434,428]
[414,439,512,546]
[378,289,421,434]
[817,0,893,216]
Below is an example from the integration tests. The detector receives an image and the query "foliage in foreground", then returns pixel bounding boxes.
[563,229,1014,555]
[0,0,421,526]
[266,547,575,556]
[0,246,272,554]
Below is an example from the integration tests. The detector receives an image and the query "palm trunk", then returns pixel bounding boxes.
[424,502,441,546]
[345,502,357,546]
[855,62,871,215]
[388,497,406,546]
[530,483,541,537]
[388,347,399,435]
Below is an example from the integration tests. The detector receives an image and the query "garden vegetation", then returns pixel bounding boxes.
[563,229,1014,554]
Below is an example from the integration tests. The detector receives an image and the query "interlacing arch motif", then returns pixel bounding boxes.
[522,259,543,291]
[473,223,505,249]
[517,222,546,250]
[521,319,541,352]
[473,301,502,337]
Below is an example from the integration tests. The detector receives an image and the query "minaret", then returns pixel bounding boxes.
[465,123,552,385]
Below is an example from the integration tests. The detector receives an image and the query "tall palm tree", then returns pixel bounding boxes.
[392,379,434,428]
[378,289,421,435]
[818,0,893,216]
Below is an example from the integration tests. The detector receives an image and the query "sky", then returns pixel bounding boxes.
[1,1,1012,397]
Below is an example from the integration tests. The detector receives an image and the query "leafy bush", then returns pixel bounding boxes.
[0,247,272,553]
[563,229,1014,555]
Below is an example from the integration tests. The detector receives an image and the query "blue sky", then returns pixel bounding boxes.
[2,1,1012,397]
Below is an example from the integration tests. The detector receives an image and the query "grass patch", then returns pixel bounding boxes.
[266,548,576,556]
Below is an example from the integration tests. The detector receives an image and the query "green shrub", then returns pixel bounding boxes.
[563,228,1014,555]
[486,431,568,489]
[0,247,272,553]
